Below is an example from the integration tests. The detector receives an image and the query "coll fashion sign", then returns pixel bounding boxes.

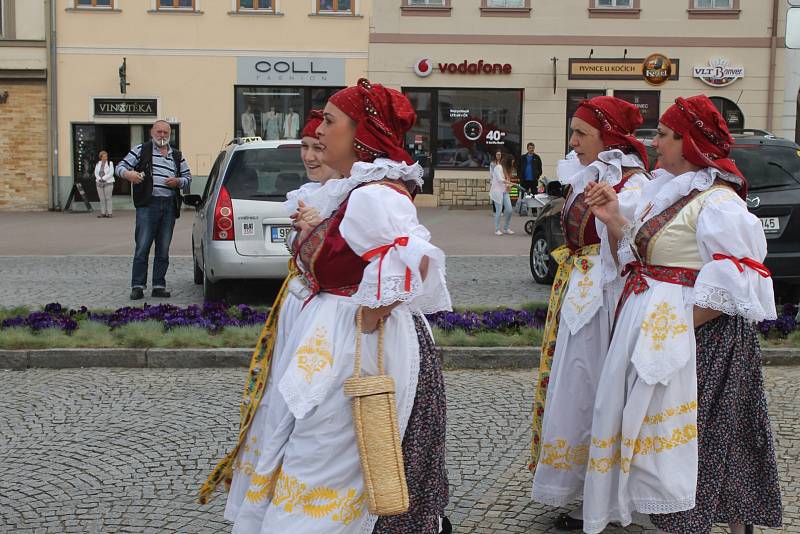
[237,57,346,86]
[413,58,512,76]
[693,58,745,87]
[93,98,157,117]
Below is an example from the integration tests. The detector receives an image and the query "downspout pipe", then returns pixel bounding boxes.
[766,0,779,132]
[46,0,59,210]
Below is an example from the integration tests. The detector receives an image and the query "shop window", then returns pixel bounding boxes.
[480,0,530,16]
[237,0,273,10]
[408,0,446,4]
[317,0,352,14]
[613,90,660,131]
[76,0,113,7]
[234,86,343,140]
[158,0,196,10]
[435,89,522,169]
[589,0,639,18]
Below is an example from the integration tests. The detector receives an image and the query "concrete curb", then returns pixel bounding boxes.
[2,346,799,370]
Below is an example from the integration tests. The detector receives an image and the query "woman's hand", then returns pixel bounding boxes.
[359,305,391,333]
[584,181,621,225]
[296,200,322,228]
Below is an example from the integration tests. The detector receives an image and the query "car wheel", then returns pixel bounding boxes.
[203,271,227,302]
[192,240,203,285]
[530,230,556,285]
[524,220,534,235]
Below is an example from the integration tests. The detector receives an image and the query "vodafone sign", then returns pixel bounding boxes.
[413,58,512,77]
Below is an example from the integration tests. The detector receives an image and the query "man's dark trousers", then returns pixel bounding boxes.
[131,196,176,289]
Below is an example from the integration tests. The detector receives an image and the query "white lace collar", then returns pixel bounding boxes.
[294,159,424,219]
[558,149,644,195]
[639,166,736,223]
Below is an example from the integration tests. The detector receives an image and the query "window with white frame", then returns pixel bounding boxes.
[317,0,352,13]
[694,0,731,8]
[158,0,195,9]
[408,0,445,5]
[76,0,114,7]
[238,0,273,10]
[486,0,525,7]
[596,0,631,7]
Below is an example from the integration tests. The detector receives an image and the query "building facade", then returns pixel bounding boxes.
[0,0,50,210]
[369,0,798,206]
[54,0,371,210]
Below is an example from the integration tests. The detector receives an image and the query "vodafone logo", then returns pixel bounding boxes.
[414,58,433,77]
[412,58,512,77]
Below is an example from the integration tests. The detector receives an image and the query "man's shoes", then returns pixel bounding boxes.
[130,287,144,300]
[553,512,583,531]
[151,288,171,298]
[440,516,453,534]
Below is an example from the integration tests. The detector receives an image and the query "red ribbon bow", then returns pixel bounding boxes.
[712,254,771,278]
[362,236,412,300]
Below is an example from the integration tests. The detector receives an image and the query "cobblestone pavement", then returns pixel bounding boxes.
[1,367,796,533]
[0,255,548,310]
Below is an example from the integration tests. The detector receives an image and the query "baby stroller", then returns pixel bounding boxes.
[515,184,535,217]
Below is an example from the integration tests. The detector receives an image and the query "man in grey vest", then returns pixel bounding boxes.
[117,120,192,300]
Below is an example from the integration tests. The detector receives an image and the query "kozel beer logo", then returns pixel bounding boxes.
[643,53,672,86]
[413,58,512,76]
[693,58,745,87]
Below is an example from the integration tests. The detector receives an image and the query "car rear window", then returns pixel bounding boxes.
[731,145,800,191]
[222,146,310,201]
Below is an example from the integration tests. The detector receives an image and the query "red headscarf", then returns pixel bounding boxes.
[328,78,416,165]
[573,96,649,169]
[301,109,324,139]
[660,95,746,198]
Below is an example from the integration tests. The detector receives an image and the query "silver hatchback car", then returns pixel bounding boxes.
[184,138,309,301]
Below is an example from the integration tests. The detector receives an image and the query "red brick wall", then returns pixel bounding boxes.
[0,80,49,210]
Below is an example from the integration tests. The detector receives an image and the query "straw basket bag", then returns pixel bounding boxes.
[343,307,409,516]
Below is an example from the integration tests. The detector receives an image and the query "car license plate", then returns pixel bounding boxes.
[760,217,780,233]
[270,225,291,243]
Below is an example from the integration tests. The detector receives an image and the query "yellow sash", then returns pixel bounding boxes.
[198,261,297,504]
[529,244,600,472]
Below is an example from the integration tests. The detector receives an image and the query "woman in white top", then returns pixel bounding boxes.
[94,151,115,218]
[490,153,515,236]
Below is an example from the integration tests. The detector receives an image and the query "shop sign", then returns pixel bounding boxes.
[693,58,745,87]
[93,98,157,117]
[237,57,346,86]
[568,57,679,82]
[413,58,512,77]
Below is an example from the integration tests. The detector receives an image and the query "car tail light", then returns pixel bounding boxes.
[213,186,234,241]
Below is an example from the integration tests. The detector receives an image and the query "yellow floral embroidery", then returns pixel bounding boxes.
[640,301,689,351]
[296,327,333,383]
[588,424,698,474]
[245,469,279,503]
[642,400,698,426]
[540,439,590,471]
[271,469,366,525]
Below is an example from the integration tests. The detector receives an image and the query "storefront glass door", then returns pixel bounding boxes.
[404,89,435,194]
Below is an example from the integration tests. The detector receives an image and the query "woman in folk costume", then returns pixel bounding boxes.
[198,110,341,511]
[230,78,453,534]
[529,96,650,530]
[581,95,782,534]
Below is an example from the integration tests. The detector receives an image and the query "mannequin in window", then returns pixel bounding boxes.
[283,106,300,139]
[262,106,281,140]
[241,104,256,138]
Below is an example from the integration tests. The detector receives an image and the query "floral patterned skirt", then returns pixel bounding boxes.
[373,315,449,534]
[650,314,782,534]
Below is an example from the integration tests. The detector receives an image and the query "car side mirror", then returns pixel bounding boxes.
[184,194,202,208]
[546,181,564,197]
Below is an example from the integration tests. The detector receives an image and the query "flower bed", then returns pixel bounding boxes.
[0,302,798,349]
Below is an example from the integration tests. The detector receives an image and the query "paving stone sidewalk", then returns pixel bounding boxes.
[1,367,795,534]
[0,255,549,310]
